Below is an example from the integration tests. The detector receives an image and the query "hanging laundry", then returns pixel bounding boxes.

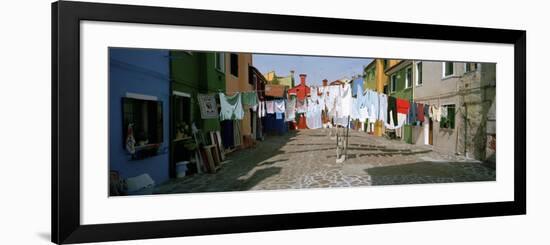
[233,120,242,146]
[241,92,258,107]
[355,86,368,122]
[366,90,379,121]
[297,114,307,129]
[387,96,398,126]
[424,104,430,120]
[266,100,275,114]
[334,91,343,119]
[417,103,425,122]
[318,86,326,111]
[351,97,360,120]
[378,93,388,124]
[219,93,244,121]
[258,101,266,118]
[396,113,408,138]
[310,87,319,103]
[385,110,407,130]
[351,78,364,97]
[408,101,417,124]
[296,99,307,113]
[274,99,285,113]
[285,98,296,122]
[275,112,283,120]
[220,120,234,149]
[306,98,323,129]
[340,84,353,118]
[396,98,410,114]
[335,116,350,127]
[430,105,441,122]
[326,85,340,116]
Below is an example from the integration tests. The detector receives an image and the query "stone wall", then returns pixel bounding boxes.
[457,63,496,161]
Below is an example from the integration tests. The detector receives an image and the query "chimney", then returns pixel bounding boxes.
[299,74,307,86]
[290,70,296,87]
[322,79,328,87]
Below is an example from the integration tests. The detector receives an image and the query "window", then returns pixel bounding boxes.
[405,67,412,88]
[230,53,239,77]
[440,104,456,129]
[215,52,224,73]
[390,74,397,92]
[464,62,478,73]
[443,62,454,77]
[365,69,375,82]
[122,97,164,160]
[415,62,423,86]
[173,95,191,136]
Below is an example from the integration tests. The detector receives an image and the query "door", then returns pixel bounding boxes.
[170,93,192,178]
[428,118,433,145]
[423,119,429,145]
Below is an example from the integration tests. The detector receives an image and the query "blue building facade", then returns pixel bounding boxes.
[109,48,171,186]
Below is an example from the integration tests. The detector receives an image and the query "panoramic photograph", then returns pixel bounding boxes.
[108,47,496,196]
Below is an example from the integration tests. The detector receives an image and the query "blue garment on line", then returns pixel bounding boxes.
[351,78,364,97]
[408,100,417,124]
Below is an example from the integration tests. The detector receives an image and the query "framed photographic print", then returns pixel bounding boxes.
[52,1,526,244]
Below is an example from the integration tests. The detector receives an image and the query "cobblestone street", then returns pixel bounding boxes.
[155,129,496,194]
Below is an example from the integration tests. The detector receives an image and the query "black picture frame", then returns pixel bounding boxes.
[52,1,526,244]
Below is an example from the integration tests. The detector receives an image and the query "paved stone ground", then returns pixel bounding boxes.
[154,129,495,194]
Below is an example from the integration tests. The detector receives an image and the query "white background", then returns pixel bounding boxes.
[0,0,547,244]
[81,21,514,224]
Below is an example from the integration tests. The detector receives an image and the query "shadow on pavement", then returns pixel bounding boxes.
[365,161,496,186]
[154,131,297,194]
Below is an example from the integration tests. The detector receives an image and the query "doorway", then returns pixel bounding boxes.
[170,92,192,178]
[427,118,433,145]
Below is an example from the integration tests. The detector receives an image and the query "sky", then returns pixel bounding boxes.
[252,54,373,86]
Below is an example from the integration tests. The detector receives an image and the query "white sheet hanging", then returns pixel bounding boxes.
[285,98,296,122]
[219,93,244,121]
[378,93,388,124]
[306,98,323,129]
[274,99,285,113]
[340,84,353,118]
[385,111,407,130]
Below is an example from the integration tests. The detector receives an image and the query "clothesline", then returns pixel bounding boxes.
[211,82,448,130]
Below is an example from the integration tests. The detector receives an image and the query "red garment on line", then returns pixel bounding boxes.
[417,103,425,122]
[396,98,410,114]
[297,114,307,129]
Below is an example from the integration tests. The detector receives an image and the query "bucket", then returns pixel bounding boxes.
[176,161,190,178]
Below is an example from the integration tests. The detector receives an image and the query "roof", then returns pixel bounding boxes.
[249,65,268,84]
[265,71,294,87]
[365,59,377,70]
[264,84,287,98]
[384,60,412,75]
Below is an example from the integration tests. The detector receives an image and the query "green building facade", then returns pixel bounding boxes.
[386,62,414,144]
[363,65,377,91]
[387,66,413,100]
[170,51,226,133]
